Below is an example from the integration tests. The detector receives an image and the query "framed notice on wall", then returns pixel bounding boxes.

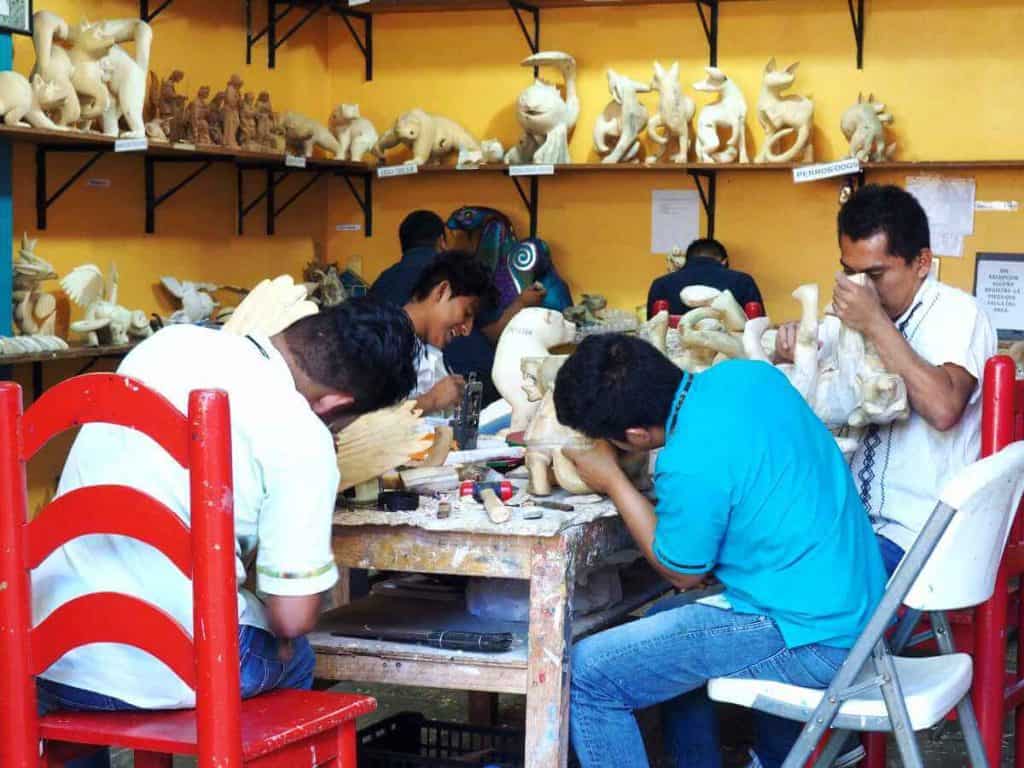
[0,0,32,36]
[974,252,1024,340]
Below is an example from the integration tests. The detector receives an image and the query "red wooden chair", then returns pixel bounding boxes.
[865,354,1024,768]
[0,373,375,768]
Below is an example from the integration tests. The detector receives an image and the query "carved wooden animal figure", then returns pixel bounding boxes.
[593,68,650,164]
[0,72,66,130]
[506,51,579,165]
[374,109,483,166]
[330,104,378,162]
[693,66,749,164]
[755,58,814,163]
[61,263,153,347]
[841,93,896,162]
[646,60,695,165]
[31,10,84,127]
[493,307,577,431]
[91,19,152,138]
[282,112,341,158]
[13,234,59,337]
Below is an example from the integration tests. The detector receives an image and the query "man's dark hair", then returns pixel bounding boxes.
[554,334,683,441]
[282,297,418,414]
[686,237,728,264]
[838,184,930,264]
[409,250,497,310]
[399,210,446,252]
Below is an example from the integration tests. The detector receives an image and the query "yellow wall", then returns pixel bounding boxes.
[12,0,1024,507]
[325,0,1024,320]
[10,0,336,511]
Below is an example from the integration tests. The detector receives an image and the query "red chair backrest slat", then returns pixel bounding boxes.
[981,356,1024,544]
[20,373,190,465]
[31,592,197,687]
[27,486,193,574]
[0,375,243,768]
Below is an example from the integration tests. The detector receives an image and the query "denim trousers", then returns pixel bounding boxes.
[617,534,906,768]
[569,601,850,768]
[36,626,316,768]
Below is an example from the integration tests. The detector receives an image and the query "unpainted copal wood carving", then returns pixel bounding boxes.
[593,68,650,164]
[505,51,579,165]
[374,108,489,166]
[0,71,66,130]
[13,234,59,339]
[330,104,378,162]
[282,112,341,158]
[492,307,577,432]
[61,263,153,346]
[755,58,814,164]
[646,60,695,166]
[693,66,749,164]
[841,92,897,163]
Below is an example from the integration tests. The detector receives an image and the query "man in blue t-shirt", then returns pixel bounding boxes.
[647,237,765,318]
[555,335,886,768]
[370,210,449,306]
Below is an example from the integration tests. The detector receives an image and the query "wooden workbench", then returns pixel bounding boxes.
[310,498,669,768]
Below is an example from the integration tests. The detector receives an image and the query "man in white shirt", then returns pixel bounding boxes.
[34,299,418,726]
[777,184,997,573]
[403,250,496,415]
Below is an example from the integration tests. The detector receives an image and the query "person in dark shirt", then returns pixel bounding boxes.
[647,238,765,318]
[370,210,448,305]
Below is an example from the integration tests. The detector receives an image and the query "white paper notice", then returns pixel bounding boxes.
[975,255,1024,334]
[651,190,700,255]
[931,231,964,258]
[906,175,975,235]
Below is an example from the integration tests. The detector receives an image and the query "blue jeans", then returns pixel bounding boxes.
[570,602,849,768]
[648,535,907,768]
[36,626,316,768]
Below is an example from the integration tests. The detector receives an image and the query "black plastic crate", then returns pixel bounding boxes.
[359,712,525,768]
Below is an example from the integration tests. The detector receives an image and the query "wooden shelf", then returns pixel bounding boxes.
[331,0,744,12]
[0,343,136,367]
[0,125,368,174]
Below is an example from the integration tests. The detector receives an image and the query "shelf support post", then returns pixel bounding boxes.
[696,0,719,67]
[330,3,373,81]
[36,146,107,231]
[259,0,323,70]
[140,0,174,23]
[511,175,539,239]
[848,0,866,70]
[340,171,373,238]
[688,169,717,239]
[508,1,540,72]
[144,156,216,234]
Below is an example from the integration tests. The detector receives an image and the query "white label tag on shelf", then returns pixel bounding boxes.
[509,164,555,177]
[335,224,362,232]
[349,0,370,5]
[976,200,1019,212]
[285,154,307,169]
[114,137,148,153]
[377,163,418,178]
[87,178,111,189]
[792,158,861,184]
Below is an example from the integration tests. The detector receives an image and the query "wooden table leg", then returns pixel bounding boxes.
[525,538,576,768]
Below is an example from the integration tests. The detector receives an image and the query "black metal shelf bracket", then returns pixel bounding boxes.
[510,175,539,239]
[339,172,373,238]
[140,0,174,23]
[696,0,719,67]
[246,0,324,69]
[688,169,717,239]
[848,0,866,69]
[330,4,374,81]
[508,1,540,70]
[271,168,328,234]
[237,163,334,235]
[144,156,216,234]
[36,145,108,231]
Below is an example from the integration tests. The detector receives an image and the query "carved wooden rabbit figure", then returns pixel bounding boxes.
[646,61,695,165]
[593,68,650,164]
[755,58,814,163]
[693,66,749,164]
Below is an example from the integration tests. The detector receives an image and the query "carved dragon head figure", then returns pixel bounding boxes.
[13,233,57,290]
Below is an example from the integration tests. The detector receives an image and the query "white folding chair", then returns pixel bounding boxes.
[707,441,1024,768]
